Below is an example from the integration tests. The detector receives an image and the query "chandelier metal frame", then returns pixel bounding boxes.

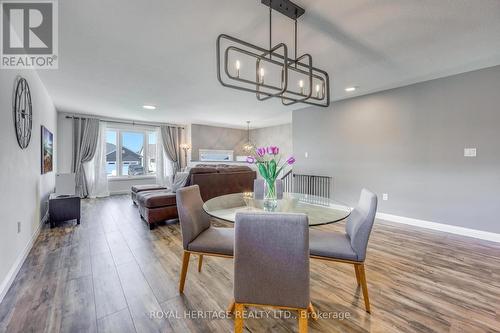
[216,0,330,107]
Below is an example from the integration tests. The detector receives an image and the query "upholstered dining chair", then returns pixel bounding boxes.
[230,212,316,333]
[253,179,284,199]
[176,185,234,293]
[309,188,377,313]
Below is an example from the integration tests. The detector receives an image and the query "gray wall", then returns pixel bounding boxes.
[191,124,247,160]
[0,70,57,299]
[250,123,293,160]
[293,65,500,233]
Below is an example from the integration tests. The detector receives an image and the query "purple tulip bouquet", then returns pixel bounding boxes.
[247,146,295,203]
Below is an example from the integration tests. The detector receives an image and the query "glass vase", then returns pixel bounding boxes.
[263,179,278,210]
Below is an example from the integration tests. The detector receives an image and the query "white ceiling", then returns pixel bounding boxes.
[38,0,500,128]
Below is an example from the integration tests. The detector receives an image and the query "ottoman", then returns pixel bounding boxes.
[131,184,167,205]
[137,191,178,229]
[49,193,81,228]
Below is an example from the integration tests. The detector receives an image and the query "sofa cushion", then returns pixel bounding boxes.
[138,191,177,208]
[131,184,167,193]
[216,166,252,173]
[190,166,218,174]
[171,172,189,192]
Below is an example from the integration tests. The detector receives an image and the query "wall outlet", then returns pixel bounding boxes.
[17,221,21,233]
[464,148,477,157]
[382,193,388,201]
[304,152,309,158]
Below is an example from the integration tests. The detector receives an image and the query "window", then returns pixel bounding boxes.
[147,132,157,174]
[106,130,117,176]
[106,127,157,177]
[121,131,144,175]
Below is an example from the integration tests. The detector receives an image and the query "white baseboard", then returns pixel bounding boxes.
[41,208,49,224]
[376,212,500,243]
[109,190,130,196]
[0,221,43,303]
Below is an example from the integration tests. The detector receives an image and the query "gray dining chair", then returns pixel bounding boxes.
[230,212,316,333]
[309,188,377,313]
[176,185,234,293]
[253,179,265,199]
[253,179,284,199]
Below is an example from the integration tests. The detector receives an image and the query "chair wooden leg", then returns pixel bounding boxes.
[356,263,371,313]
[234,303,245,333]
[198,255,203,272]
[227,299,235,315]
[298,309,308,333]
[307,302,318,321]
[179,251,191,293]
[354,264,361,285]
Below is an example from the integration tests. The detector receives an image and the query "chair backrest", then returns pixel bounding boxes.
[345,189,378,261]
[275,179,284,199]
[253,179,284,200]
[176,185,211,250]
[234,212,309,309]
[253,179,265,199]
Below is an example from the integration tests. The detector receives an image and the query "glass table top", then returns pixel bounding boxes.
[203,192,351,226]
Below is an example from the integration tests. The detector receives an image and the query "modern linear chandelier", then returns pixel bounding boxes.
[217,0,330,107]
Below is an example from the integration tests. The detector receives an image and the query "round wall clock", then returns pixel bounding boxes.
[13,77,33,149]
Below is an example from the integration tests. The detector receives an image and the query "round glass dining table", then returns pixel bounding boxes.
[203,192,351,226]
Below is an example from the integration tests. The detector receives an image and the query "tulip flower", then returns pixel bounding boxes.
[256,147,266,157]
[266,146,279,155]
[246,156,256,164]
[286,156,296,165]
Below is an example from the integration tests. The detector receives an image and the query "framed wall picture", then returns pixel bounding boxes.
[199,149,234,161]
[41,126,54,174]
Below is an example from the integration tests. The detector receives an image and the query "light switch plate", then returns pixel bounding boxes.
[382,193,388,201]
[464,148,477,157]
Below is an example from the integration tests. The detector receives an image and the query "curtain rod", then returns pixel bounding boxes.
[64,114,185,129]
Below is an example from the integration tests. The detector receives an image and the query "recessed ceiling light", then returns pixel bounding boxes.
[142,105,157,110]
[345,86,357,92]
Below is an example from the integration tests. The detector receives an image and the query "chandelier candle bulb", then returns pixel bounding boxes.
[235,60,241,78]
[259,67,265,84]
[316,84,320,98]
[299,80,304,95]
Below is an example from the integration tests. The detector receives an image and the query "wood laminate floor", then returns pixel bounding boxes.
[0,195,499,333]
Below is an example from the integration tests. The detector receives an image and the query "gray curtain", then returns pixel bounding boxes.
[160,125,183,173]
[72,118,100,198]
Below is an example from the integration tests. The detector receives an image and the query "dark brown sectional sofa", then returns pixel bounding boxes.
[133,164,256,229]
